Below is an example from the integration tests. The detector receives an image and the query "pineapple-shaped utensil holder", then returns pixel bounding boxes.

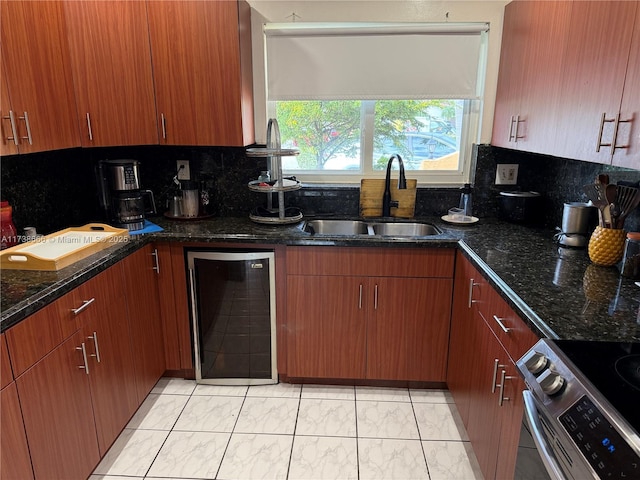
[588,226,626,266]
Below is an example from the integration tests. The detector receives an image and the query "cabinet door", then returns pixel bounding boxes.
[491,0,529,149]
[613,7,640,169]
[287,275,367,379]
[121,245,166,402]
[552,1,638,163]
[74,266,138,455]
[0,59,18,156]
[17,332,100,480]
[492,1,573,152]
[515,1,573,155]
[64,0,158,146]
[1,383,34,480]
[447,253,485,424]
[147,0,254,146]
[366,277,451,382]
[495,363,526,480]
[465,311,504,480]
[0,0,80,153]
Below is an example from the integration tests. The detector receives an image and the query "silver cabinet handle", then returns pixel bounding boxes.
[491,358,507,393]
[358,284,363,310]
[468,278,479,308]
[19,111,33,145]
[522,391,568,480]
[374,284,378,310]
[512,115,524,142]
[161,113,167,139]
[596,112,615,152]
[3,110,19,145]
[72,298,95,315]
[88,331,101,363]
[507,115,515,142]
[610,113,632,155]
[76,343,89,374]
[86,112,93,141]
[493,314,511,333]
[497,369,514,406]
[152,248,160,274]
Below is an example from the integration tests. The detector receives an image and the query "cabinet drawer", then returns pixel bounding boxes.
[286,246,454,277]
[6,289,79,377]
[1,334,12,389]
[483,293,538,361]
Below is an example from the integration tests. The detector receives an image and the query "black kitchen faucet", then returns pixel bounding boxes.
[382,154,407,217]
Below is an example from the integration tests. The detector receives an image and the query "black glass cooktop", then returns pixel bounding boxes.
[554,340,640,433]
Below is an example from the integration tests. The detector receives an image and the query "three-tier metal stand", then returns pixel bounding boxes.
[246,119,302,224]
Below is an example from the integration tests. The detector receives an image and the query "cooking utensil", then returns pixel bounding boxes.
[583,184,610,227]
[615,185,640,228]
[596,173,610,185]
[606,184,618,228]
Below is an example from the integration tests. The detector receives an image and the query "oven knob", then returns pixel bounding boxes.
[537,369,565,396]
[523,351,549,375]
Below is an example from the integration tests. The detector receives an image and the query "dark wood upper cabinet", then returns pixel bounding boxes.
[551,1,638,164]
[64,0,158,147]
[493,1,639,168]
[614,6,640,169]
[147,0,255,146]
[0,0,80,154]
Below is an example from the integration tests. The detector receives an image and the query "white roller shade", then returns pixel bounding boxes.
[265,22,489,101]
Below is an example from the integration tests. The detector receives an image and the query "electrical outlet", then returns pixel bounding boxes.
[495,164,518,185]
[176,160,190,180]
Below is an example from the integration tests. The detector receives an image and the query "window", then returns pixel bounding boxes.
[264,22,488,185]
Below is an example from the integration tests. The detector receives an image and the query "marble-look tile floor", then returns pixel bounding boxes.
[90,378,483,480]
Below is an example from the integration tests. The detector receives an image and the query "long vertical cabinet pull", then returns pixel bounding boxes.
[358,284,363,310]
[468,278,479,308]
[18,112,33,145]
[596,112,616,152]
[86,113,93,141]
[88,332,101,363]
[152,248,160,274]
[160,113,167,140]
[507,115,515,142]
[374,284,379,310]
[76,343,89,374]
[491,358,507,393]
[610,113,632,155]
[3,110,19,145]
[497,370,515,406]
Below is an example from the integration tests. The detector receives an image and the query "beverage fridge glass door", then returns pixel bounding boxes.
[187,250,277,385]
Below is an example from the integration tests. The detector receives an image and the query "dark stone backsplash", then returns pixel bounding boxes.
[1,143,639,235]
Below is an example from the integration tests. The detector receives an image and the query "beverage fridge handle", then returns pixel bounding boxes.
[522,391,568,480]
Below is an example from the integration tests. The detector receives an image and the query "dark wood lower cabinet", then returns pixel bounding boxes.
[121,245,166,402]
[286,247,454,382]
[287,275,367,379]
[17,332,100,480]
[1,382,34,480]
[74,264,139,455]
[448,252,538,479]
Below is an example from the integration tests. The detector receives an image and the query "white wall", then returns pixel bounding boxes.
[247,0,509,144]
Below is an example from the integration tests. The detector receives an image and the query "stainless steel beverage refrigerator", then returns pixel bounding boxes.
[187,250,277,385]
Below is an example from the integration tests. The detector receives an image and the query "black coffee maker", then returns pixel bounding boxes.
[96,159,156,231]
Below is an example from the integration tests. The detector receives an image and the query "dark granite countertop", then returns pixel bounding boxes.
[2,215,639,343]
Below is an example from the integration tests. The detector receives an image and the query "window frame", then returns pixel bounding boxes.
[267,98,481,186]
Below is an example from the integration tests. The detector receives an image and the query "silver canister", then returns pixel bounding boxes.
[558,202,597,247]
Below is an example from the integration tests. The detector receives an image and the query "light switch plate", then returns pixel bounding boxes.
[495,164,518,185]
[177,160,190,180]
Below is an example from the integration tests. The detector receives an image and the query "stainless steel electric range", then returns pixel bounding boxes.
[516,339,640,479]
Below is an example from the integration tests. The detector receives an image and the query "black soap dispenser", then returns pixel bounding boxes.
[459,184,473,216]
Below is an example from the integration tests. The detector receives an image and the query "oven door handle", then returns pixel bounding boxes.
[522,390,568,480]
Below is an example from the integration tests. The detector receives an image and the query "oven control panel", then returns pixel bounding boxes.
[560,396,639,479]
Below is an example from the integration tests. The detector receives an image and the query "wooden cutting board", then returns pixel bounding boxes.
[0,223,129,270]
[359,179,417,218]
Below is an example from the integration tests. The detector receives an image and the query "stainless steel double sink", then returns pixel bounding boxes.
[302,219,441,237]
